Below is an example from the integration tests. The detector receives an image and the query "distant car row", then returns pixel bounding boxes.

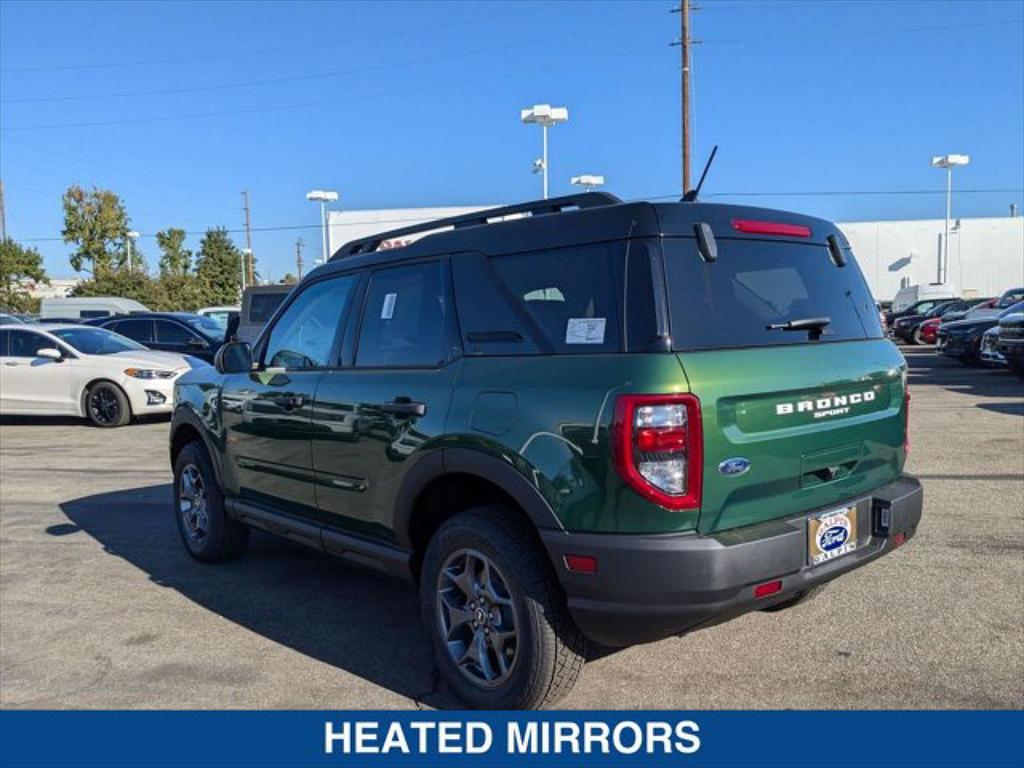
[881,287,1024,377]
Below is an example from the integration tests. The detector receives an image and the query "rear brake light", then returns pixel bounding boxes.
[732,219,812,238]
[613,394,703,511]
[564,554,598,575]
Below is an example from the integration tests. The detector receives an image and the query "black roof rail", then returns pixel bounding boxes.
[330,191,623,260]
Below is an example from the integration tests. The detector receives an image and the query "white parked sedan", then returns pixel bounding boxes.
[0,324,194,427]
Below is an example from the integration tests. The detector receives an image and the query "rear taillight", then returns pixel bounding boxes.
[613,394,703,510]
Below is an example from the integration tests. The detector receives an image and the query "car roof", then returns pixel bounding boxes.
[310,194,845,281]
[14,323,91,332]
[95,312,199,320]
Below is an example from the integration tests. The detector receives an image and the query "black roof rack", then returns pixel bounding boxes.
[329,191,623,260]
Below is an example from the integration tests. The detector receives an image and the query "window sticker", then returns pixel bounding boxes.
[565,317,606,344]
[380,292,398,320]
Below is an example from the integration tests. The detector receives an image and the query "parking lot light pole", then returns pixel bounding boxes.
[521,104,569,199]
[241,248,251,292]
[931,154,969,284]
[126,230,139,272]
[306,190,339,264]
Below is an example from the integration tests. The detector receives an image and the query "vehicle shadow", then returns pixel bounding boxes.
[57,484,461,709]
[0,414,171,427]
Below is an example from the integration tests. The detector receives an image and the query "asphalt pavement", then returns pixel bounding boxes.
[1,349,1021,709]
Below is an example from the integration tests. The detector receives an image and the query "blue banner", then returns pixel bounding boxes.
[1,711,1021,768]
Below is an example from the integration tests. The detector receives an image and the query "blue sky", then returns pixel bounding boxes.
[1,0,1022,280]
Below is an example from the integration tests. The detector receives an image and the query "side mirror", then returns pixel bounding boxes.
[187,337,208,349]
[214,341,253,374]
[37,348,62,361]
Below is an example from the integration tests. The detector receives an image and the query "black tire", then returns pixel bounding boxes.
[1008,359,1024,379]
[761,584,827,613]
[85,381,131,427]
[419,506,585,709]
[173,441,249,563]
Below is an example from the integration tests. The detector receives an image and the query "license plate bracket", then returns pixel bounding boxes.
[808,505,858,566]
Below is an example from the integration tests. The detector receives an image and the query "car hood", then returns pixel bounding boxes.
[99,350,194,371]
[941,316,998,332]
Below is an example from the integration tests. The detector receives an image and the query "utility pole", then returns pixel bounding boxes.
[671,2,695,195]
[0,179,6,240]
[242,189,254,286]
[295,237,304,280]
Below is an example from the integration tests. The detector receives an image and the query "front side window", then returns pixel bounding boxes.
[156,320,200,345]
[262,274,358,370]
[356,261,448,368]
[7,330,51,357]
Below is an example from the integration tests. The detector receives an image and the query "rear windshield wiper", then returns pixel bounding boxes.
[767,316,831,340]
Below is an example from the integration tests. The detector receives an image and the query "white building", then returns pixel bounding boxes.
[329,207,1024,303]
[23,278,81,300]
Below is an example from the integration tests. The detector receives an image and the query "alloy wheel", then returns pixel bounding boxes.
[178,464,209,544]
[89,388,121,425]
[436,548,519,688]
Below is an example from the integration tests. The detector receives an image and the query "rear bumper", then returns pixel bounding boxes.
[541,475,923,647]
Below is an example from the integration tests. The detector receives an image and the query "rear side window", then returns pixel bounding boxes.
[112,318,154,343]
[489,243,622,353]
[0,330,10,356]
[155,320,198,344]
[663,238,882,350]
[356,261,447,368]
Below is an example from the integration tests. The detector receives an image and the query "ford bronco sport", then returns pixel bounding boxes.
[170,192,922,709]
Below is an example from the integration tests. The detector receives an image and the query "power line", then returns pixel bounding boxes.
[14,189,1024,243]
[0,8,521,74]
[700,18,1023,44]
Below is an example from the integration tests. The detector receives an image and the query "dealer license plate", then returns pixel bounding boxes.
[808,506,858,566]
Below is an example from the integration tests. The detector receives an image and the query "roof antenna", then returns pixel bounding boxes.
[682,145,718,202]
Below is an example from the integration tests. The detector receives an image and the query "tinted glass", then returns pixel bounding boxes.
[185,315,226,339]
[112,318,154,343]
[79,309,111,318]
[663,238,882,350]
[0,329,8,356]
[51,327,147,354]
[356,262,447,367]
[8,330,50,357]
[263,275,357,369]
[248,292,288,323]
[489,244,622,354]
[156,320,199,345]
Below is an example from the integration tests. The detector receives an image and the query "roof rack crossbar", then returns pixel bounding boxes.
[330,191,622,260]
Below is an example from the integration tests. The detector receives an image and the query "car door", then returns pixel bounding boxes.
[311,259,460,540]
[154,319,211,360]
[221,272,361,526]
[0,329,77,414]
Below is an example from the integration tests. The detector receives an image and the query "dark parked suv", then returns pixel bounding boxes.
[170,193,922,708]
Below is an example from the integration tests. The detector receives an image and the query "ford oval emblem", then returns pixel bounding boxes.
[718,457,751,476]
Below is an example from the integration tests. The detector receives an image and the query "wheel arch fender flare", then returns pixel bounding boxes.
[392,447,564,550]
[170,405,225,488]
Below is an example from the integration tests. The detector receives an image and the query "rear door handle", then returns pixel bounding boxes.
[381,398,426,417]
[272,395,305,411]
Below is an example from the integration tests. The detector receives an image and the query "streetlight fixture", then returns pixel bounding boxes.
[931,154,969,284]
[306,189,339,264]
[571,174,606,193]
[126,230,140,272]
[521,104,569,199]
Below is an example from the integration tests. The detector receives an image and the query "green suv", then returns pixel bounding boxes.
[170,193,922,709]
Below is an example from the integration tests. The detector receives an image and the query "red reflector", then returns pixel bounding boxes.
[636,426,687,453]
[754,580,783,599]
[732,218,812,238]
[564,554,598,575]
[892,532,906,548]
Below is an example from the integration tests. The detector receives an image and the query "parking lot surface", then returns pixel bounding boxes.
[1,350,1021,710]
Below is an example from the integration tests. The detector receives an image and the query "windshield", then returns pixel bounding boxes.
[663,238,882,351]
[51,327,148,355]
[184,315,226,339]
[997,290,1024,308]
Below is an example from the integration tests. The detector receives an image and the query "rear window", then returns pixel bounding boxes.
[247,292,288,323]
[663,238,882,350]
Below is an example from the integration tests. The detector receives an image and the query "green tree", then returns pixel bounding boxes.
[0,237,48,313]
[194,227,243,305]
[156,227,191,277]
[71,269,156,308]
[61,185,131,275]
[279,273,298,285]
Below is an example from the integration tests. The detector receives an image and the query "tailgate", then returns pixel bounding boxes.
[679,340,907,534]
